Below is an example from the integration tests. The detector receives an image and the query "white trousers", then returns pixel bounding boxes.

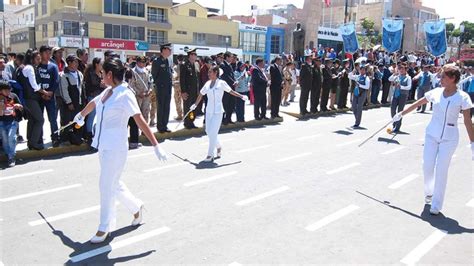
[98,150,142,232]
[205,112,222,157]
[423,134,458,212]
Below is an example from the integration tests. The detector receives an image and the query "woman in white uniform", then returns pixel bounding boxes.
[392,65,474,215]
[73,58,168,243]
[190,65,248,162]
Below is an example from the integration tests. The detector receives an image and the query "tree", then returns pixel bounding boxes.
[361,18,375,35]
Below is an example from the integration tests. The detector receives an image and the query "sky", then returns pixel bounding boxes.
[174,0,471,27]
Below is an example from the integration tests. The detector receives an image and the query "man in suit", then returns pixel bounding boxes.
[220,52,237,125]
[180,48,199,129]
[299,56,313,115]
[151,43,173,133]
[311,57,322,113]
[269,56,283,119]
[251,58,269,120]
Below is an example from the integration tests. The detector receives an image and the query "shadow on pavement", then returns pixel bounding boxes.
[36,212,155,265]
[377,137,401,145]
[356,191,474,234]
[333,130,354,136]
[172,153,241,169]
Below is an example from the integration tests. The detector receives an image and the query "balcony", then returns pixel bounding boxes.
[148,13,168,23]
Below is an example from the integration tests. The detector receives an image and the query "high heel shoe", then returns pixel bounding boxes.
[131,205,144,226]
[90,232,109,244]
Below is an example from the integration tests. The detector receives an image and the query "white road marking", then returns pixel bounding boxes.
[0,169,54,181]
[69,227,171,263]
[200,138,234,146]
[263,129,288,135]
[400,230,447,265]
[276,152,312,162]
[143,162,187,173]
[336,138,363,147]
[305,205,360,231]
[184,171,238,187]
[0,184,82,203]
[388,174,419,189]
[236,186,290,206]
[237,145,271,153]
[296,134,322,141]
[381,146,406,155]
[128,152,153,159]
[466,199,474,207]
[326,163,360,175]
[29,205,100,226]
[229,262,242,266]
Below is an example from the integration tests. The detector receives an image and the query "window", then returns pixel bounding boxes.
[177,30,187,35]
[105,24,112,38]
[41,0,47,15]
[130,2,137,16]
[148,7,166,23]
[30,13,33,21]
[104,0,145,17]
[104,0,112,13]
[104,23,144,40]
[121,0,129,16]
[53,21,59,36]
[137,3,145,17]
[270,35,281,54]
[189,9,196,17]
[193,33,206,45]
[148,29,166,45]
[34,1,38,16]
[113,24,121,38]
[42,24,48,38]
[113,0,121,14]
[121,25,130,39]
[240,32,264,53]
[63,21,80,36]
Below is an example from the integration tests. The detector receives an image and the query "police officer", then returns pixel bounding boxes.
[151,43,173,133]
[180,48,199,129]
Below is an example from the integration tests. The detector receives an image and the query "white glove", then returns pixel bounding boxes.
[154,145,168,161]
[392,112,403,123]
[73,112,85,127]
[471,143,474,161]
[190,104,197,111]
[241,95,249,102]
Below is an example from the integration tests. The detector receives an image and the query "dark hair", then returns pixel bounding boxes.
[7,52,16,58]
[76,48,88,57]
[103,58,126,83]
[0,80,11,90]
[210,65,220,74]
[16,53,25,63]
[84,57,102,79]
[124,68,134,82]
[442,65,461,83]
[24,49,39,66]
[255,58,264,65]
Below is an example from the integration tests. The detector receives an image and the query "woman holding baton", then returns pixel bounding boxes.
[392,64,474,215]
[73,58,168,243]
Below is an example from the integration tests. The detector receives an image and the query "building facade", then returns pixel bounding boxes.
[35,0,172,60]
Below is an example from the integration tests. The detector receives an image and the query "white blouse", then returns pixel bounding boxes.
[200,79,232,114]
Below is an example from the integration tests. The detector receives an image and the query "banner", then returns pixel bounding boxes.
[340,23,359,54]
[382,18,404,53]
[424,20,447,57]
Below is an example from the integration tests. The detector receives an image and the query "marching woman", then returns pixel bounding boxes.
[190,65,248,162]
[392,65,474,215]
[73,58,168,243]
[348,64,371,128]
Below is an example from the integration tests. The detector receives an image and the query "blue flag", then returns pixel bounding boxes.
[424,20,447,57]
[340,23,359,54]
[382,19,403,53]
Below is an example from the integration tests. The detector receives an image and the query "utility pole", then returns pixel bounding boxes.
[79,0,85,49]
[344,0,348,24]
[222,0,225,16]
[2,14,5,53]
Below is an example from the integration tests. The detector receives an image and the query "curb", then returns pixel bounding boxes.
[1,117,283,162]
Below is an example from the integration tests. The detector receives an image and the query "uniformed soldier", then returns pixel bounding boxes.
[321,58,333,112]
[151,43,173,133]
[311,57,322,113]
[299,56,313,115]
[180,48,199,129]
[338,59,350,109]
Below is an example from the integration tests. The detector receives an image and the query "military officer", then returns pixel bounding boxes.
[151,43,173,133]
[180,48,199,129]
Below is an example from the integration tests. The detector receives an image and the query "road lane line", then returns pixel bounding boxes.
[296,134,322,141]
[336,138,363,147]
[388,174,419,189]
[184,171,238,187]
[326,163,360,175]
[276,152,312,162]
[400,230,447,265]
[237,145,271,153]
[29,205,100,226]
[466,199,474,207]
[128,152,153,159]
[0,184,82,203]
[236,186,290,206]
[0,169,54,181]
[305,205,360,231]
[381,146,406,155]
[69,227,171,263]
[143,162,187,173]
[263,129,288,135]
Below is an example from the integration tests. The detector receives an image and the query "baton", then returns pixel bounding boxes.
[53,121,77,135]
[175,109,193,130]
[38,211,55,231]
[358,120,393,147]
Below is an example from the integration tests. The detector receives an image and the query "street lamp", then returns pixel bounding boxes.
[225,36,230,52]
[458,24,465,60]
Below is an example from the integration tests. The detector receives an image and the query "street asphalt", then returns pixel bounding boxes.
[1,98,473,265]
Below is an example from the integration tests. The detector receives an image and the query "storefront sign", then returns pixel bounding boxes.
[48,38,59,47]
[317,26,343,42]
[89,38,149,51]
[59,37,89,48]
[239,23,267,32]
